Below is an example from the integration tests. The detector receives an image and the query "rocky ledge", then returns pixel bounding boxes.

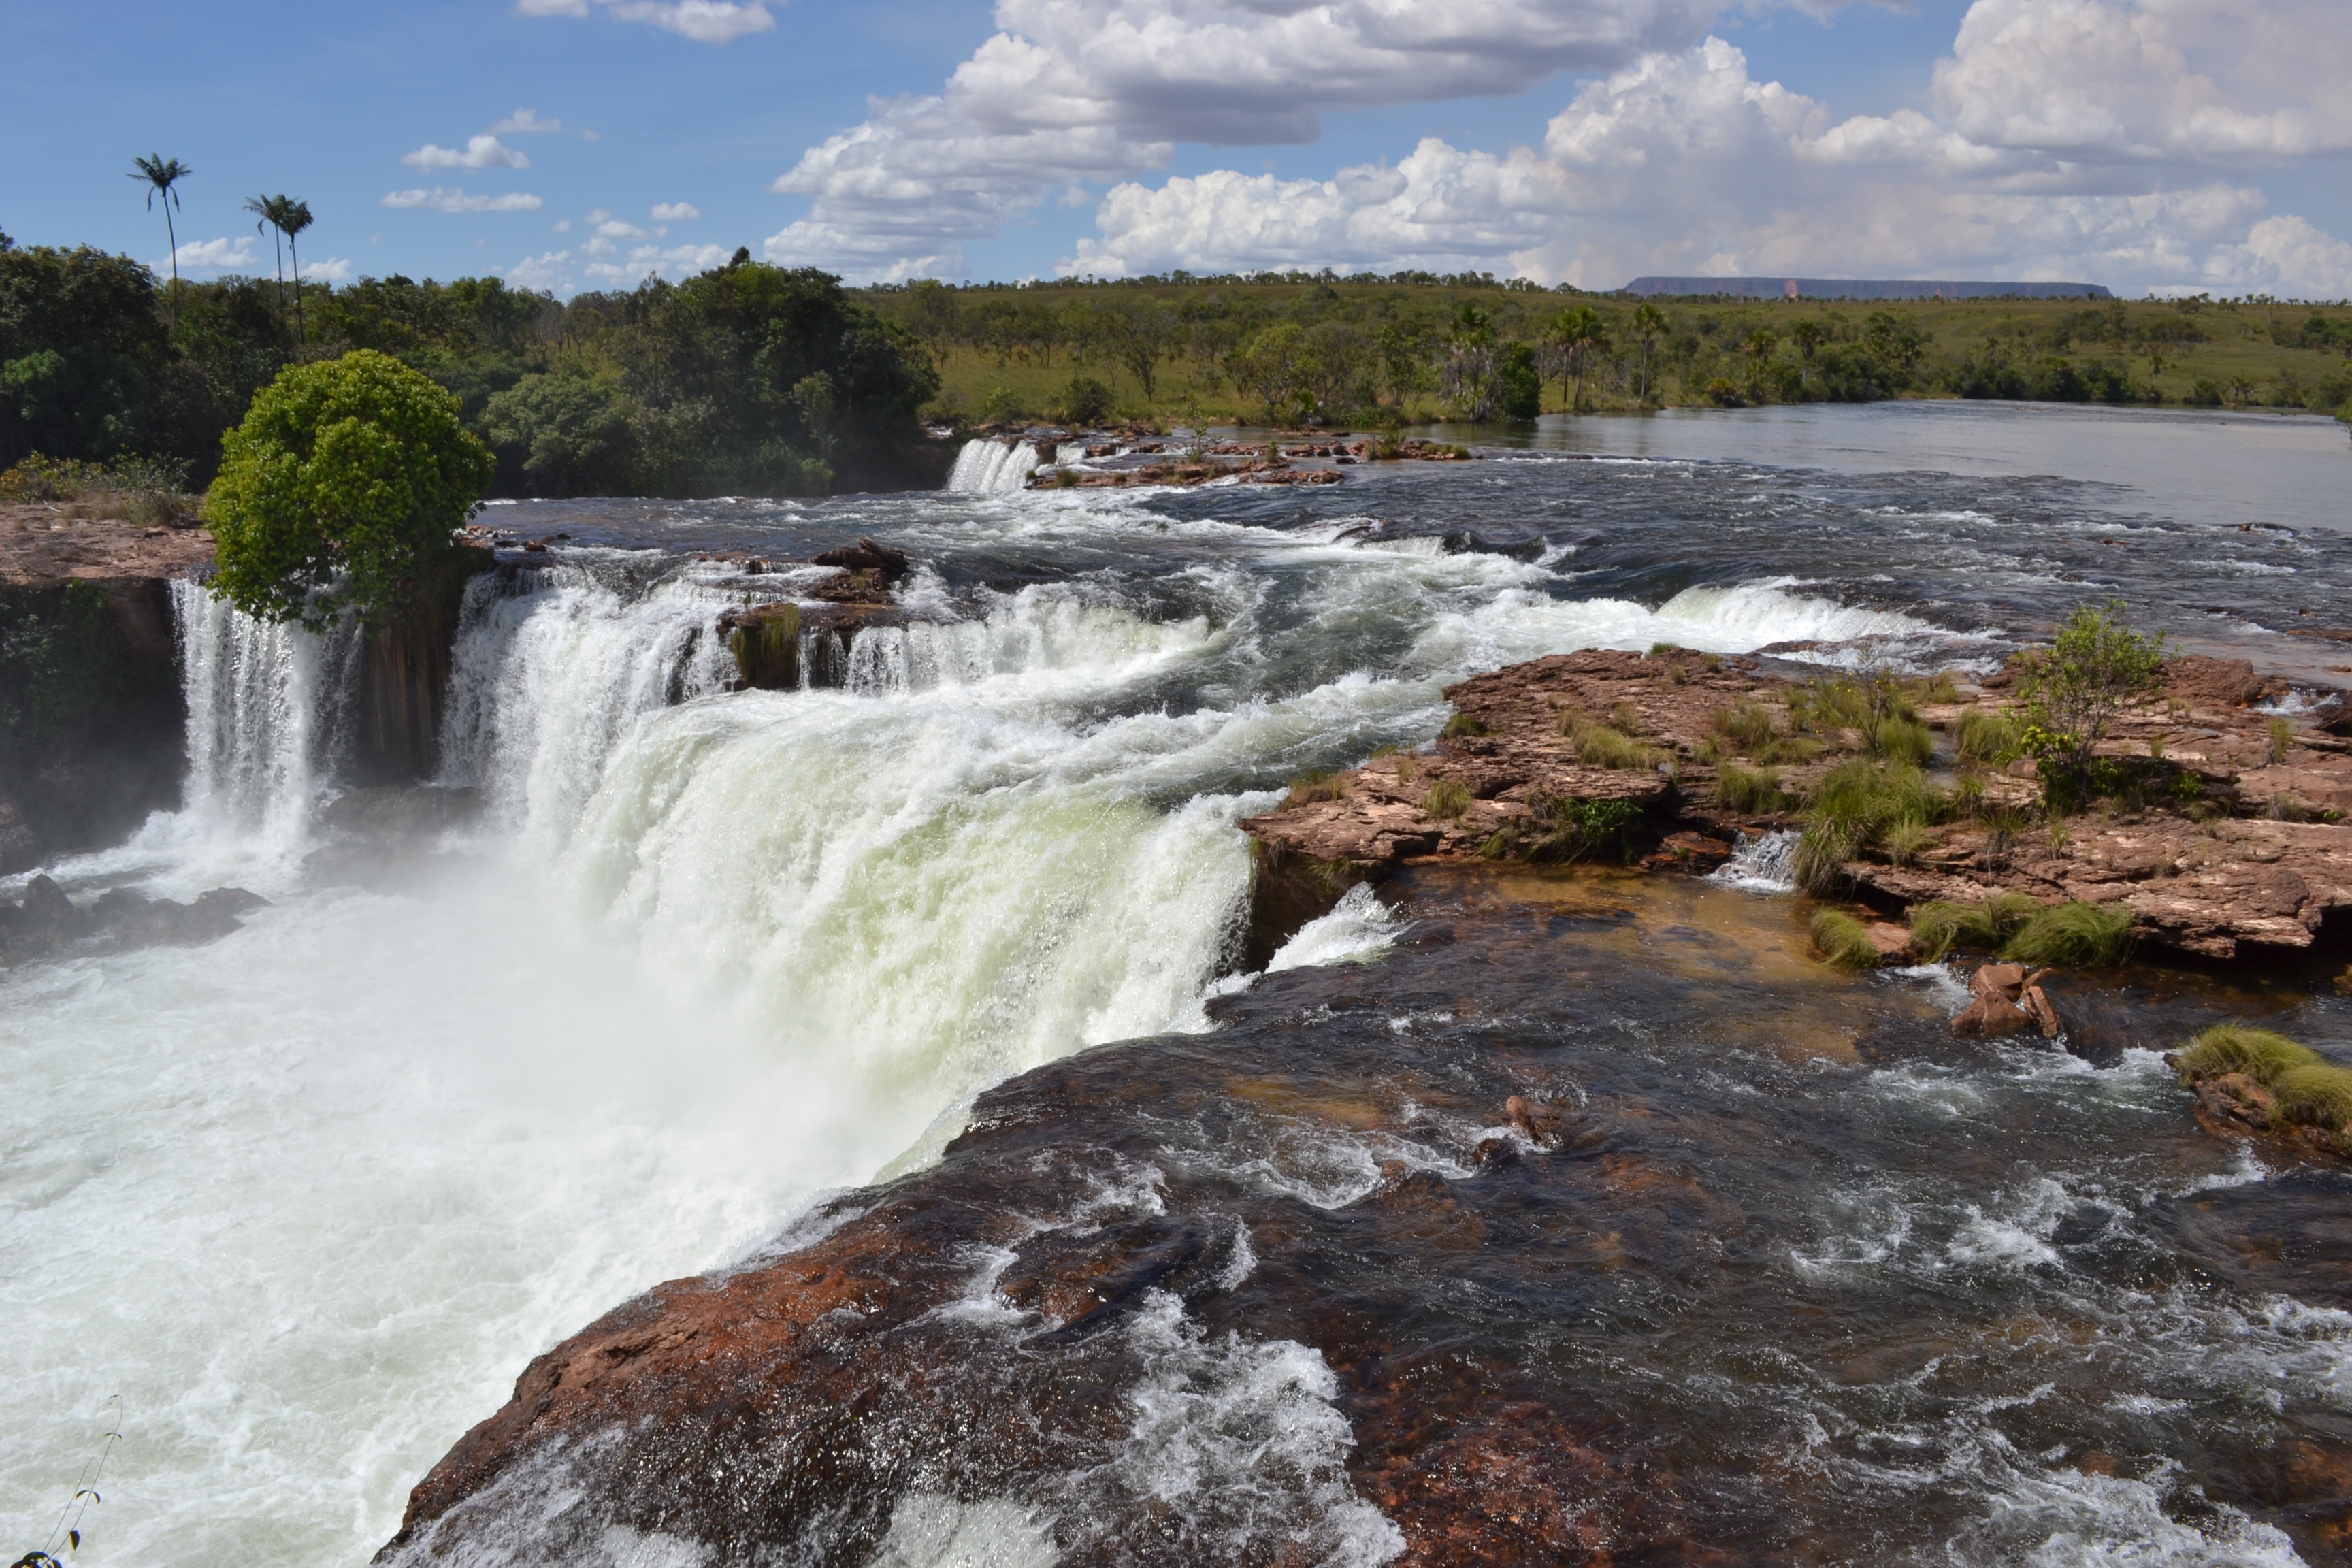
[1241,647,2352,966]
[1,873,266,964]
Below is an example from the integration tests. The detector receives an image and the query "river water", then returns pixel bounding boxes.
[3,402,2349,1566]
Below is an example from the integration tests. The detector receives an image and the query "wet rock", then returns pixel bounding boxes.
[1864,921,1915,965]
[1505,1095,1571,1149]
[2019,983,2064,1038]
[722,602,802,690]
[1,874,266,962]
[1950,992,2036,1037]
[810,537,911,585]
[1970,962,2027,1000]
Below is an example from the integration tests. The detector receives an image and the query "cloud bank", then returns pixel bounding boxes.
[764,0,2352,297]
[516,0,775,44]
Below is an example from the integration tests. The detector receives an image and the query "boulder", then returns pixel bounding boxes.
[1969,962,2026,1000]
[1864,922,1915,966]
[1950,992,2036,1038]
[811,538,911,585]
[2019,983,2063,1039]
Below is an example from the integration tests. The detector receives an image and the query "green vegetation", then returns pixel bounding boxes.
[1422,778,1473,819]
[205,350,492,629]
[1955,710,2023,766]
[1441,711,1491,738]
[1792,759,1938,894]
[2175,1025,2352,1137]
[860,275,2352,427]
[1906,892,2043,962]
[1525,795,1648,863]
[1714,762,1788,815]
[2000,900,2136,966]
[1561,710,1663,770]
[2015,600,2170,809]
[1,235,940,496]
[1283,769,1350,807]
[1810,909,1882,970]
[1711,700,1778,753]
[0,452,195,526]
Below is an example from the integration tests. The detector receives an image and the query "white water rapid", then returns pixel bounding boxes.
[3,470,2259,1568]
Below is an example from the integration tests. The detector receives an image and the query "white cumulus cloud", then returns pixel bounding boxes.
[156,235,259,273]
[515,0,774,44]
[301,257,356,283]
[380,187,546,214]
[402,135,530,171]
[1064,3,2352,299]
[500,241,736,293]
[651,201,701,221]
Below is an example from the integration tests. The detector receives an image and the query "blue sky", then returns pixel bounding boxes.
[5,0,2348,297]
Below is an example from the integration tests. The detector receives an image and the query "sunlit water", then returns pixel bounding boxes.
[4,407,2349,1565]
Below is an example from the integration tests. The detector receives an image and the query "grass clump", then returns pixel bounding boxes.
[1880,817,1934,867]
[1792,760,1941,894]
[1284,770,1350,807]
[1422,778,1473,819]
[1441,711,1491,738]
[1810,909,1883,970]
[1869,716,1936,768]
[1906,892,2043,962]
[1716,762,1788,815]
[1712,700,1778,753]
[1562,712,1663,770]
[2270,716,2295,764]
[2174,1024,2321,1086]
[1527,796,1648,863]
[1956,711,2022,765]
[2276,1064,2352,1132]
[1999,900,2136,966]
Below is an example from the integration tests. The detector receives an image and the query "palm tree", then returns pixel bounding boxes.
[129,154,193,286]
[1550,306,1611,413]
[1740,328,1779,401]
[245,193,288,323]
[276,198,315,343]
[1630,302,1667,404]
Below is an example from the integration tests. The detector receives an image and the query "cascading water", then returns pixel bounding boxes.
[14,416,2352,1568]
[167,578,361,852]
[947,437,1041,494]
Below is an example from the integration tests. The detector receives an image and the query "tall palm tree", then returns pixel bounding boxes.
[244,193,288,323]
[276,198,315,343]
[1549,306,1611,413]
[129,154,193,285]
[1630,302,1667,404]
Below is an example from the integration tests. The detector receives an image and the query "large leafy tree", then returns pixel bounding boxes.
[0,243,178,468]
[205,350,492,629]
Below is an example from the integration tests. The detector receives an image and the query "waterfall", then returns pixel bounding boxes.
[947,438,1042,494]
[170,578,361,845]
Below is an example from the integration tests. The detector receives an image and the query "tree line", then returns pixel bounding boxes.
[1,233,942,497]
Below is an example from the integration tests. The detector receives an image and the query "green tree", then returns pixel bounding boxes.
[2015,598,2168,794]
[480,361,636,495]
[276,198,315,342]
[244,195,290,324]
[205,349,493,629]
[1549,306,1612,412]
[1493,340,1541,421]
[1629,301,1667,403]
[128,155,193,289]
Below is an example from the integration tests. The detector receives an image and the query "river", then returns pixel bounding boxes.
[3,400,2348,1566]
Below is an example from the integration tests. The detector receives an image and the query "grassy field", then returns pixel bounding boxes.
[860,277,2352,427]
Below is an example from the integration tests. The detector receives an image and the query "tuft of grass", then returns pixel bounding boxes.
[2276,1063,2352,1132]
[1608,700,1649,736]
[1907,892,2043,962]
[1869,716,1936,768]
[2174,1024,2321,1087]
[1880,816,1934,867]
[1422,778,1473,819]
[1529,795,1648,863]
[1811,909,1883,970]
[1792,759,1942,894]
[2000,900,2136,966]
[2270,716,2295,764]
[1910,670,1963,705]
[1441,711,1491,738]
[1955,711,2023,766]
[1712,700,1778,753]
[1284,770,1350,807]
[1716,762,1788,815]
[1563,713,1663,770]
[1753,734,1823,766]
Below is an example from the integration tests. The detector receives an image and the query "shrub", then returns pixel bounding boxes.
[1716,762,1788,815]
[2000,900,2135,966]
[1529,796,1646,862]
[1907,892,2042,962]
[1422,778,1473,819]
[2014,599,2167,800]
[1712,701,1778,753]
[1441,711,1490,738]
[2175,1025,2321,1086]
[1811,909,1882,970]
[1956,711,2022,766]
[1057,376,1115,425]
[206,350,493,630]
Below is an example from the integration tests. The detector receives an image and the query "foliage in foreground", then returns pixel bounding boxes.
[2176,1025,2352,1133]
[1810,909,1882,970]
[1999,900,2136,966]
[206,350,491,628]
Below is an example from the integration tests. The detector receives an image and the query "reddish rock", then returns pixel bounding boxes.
[1864,922,1915,965]
[2019,983,2063,1038]
[1950,993,2036,1037]
[1970,963,2027,1000]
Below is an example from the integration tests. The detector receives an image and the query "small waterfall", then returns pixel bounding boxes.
[171,578,360,843]
[1710,828,1800,893]
[947,438,1041,494]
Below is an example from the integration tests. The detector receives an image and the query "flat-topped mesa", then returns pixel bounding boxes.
[1238,646,2352,966]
